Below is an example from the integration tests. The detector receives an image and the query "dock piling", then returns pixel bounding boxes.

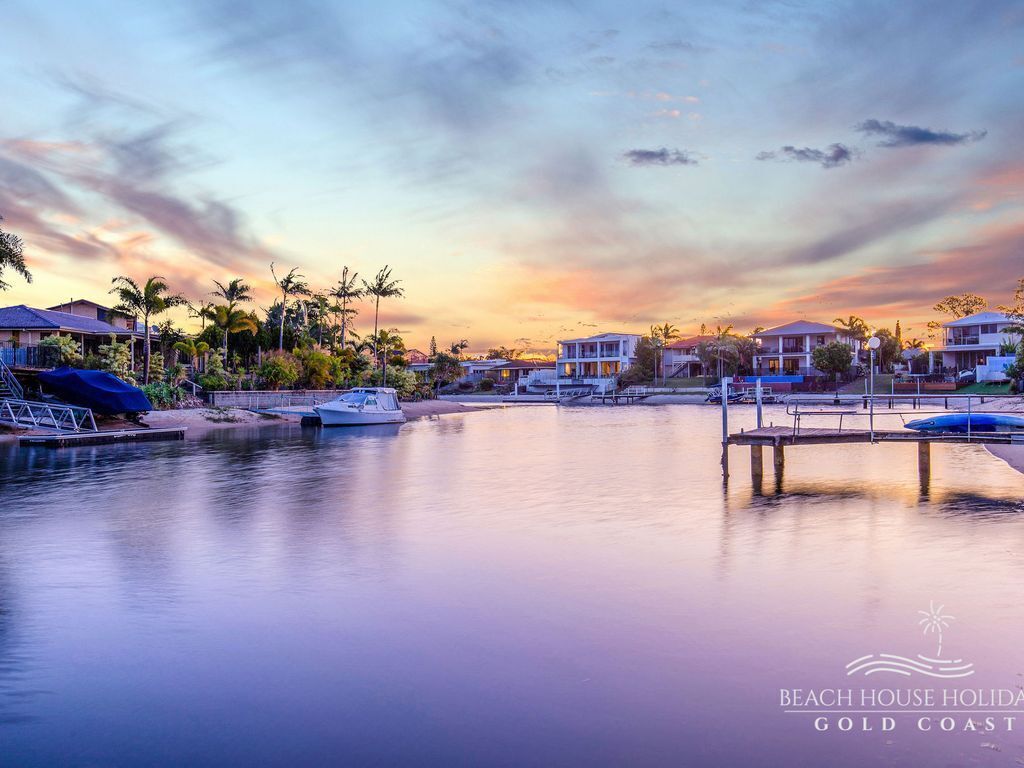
[773,443,785,473]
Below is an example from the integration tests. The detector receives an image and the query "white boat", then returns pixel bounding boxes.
[314,387,406,426]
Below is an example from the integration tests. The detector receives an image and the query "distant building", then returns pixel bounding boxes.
[489,360,555,386]
[929,311,1020,372]
[0,303,150,368]
[752,321,859,375]
[662,334,716,379]
[556,333,641,388]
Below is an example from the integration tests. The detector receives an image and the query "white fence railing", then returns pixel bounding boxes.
[207,390,340,409]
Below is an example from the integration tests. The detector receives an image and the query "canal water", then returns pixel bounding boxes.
[1,405,1023,766]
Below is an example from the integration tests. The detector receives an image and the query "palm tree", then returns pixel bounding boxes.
[270,263,310,351]
[212,278,253,308]
[190,301,216,330]
[373,328,405,384]
[173,338,211,371]
[361,266,404,369]
[332,266,363,351]
[449,339,469,357]
[833,315,870,343]
[712,324,736,382]
[210,304,258,364]
[650,322,680,384]
[0,215,30,290]
[109,275,187,384]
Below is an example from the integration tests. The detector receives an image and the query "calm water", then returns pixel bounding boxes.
[1,405,1024,766]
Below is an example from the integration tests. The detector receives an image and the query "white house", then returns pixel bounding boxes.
[929,311,1020,372]
[752,321,859,375]
[557,333,641,388]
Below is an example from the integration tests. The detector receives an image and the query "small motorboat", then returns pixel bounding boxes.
[705,387,743,404]
[905,413,1024,434]
[314,387,406,427]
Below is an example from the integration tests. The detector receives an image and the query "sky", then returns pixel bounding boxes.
[1,0,1022,353]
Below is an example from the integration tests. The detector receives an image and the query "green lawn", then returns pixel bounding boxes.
[839,375,894,395]
[955,381,1013,395]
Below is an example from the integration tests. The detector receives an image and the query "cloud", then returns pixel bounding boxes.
[623,148,697,167]
[756,144,855,168]
[856,119,987,147]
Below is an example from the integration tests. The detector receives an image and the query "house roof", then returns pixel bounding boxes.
[755,320,845,337]
[942,311,1012,327]
[491,360,555,370]
[0,305,140,335]
[558,332,640,343]
[666,334,717,350]
[47,298,114,312]
[404,348,430,364]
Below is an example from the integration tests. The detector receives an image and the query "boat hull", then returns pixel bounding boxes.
[905,413,1024,433]
[314,405,406,427]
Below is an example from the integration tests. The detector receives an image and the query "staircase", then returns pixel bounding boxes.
[0,356,23,400]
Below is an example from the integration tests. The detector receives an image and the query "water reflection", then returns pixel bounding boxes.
[0,405,1022,766]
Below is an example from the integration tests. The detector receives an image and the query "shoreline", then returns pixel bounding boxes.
[0,400,496,443]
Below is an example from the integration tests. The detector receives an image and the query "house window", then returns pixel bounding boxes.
[768,359,779,374]
[783,358,800,374]
[816,336,826,346]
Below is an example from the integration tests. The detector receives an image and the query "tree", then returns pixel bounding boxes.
[331,266,363,351]
[429,336,438,357]
[934,293,987,319]
[449,339,469,357]
[0,215,30,290]
[173,338,211,370]
[618,336,658,385]
[811,341,853,394]
[212,278,253,308]
[894,320,903,350]
[429,351,463,394]
[210,304,258,365]
[361,266,404,370]
[486,346,522,360]
[998,278,1024,321]
[649,322,680,384]
[109,275,187,384]
[270,264,310,351]
[872,329,901,372]
[833,315,870,343]
[190,301,216,330]
[814,342,854,388]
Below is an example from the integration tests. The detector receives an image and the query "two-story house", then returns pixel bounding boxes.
[557,333,641,388]
[930,311,1019,372]
[662,335,716,378]
[752,321,859,375]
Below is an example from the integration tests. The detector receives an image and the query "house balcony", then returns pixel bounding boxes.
[945,335,980,346]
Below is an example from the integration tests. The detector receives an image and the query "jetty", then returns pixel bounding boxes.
[717,377,1022,483]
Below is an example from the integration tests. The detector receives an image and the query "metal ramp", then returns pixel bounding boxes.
[0,398,98,432]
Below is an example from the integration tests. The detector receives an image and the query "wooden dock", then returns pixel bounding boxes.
[19,426,186,448]
[725,426,1021,482]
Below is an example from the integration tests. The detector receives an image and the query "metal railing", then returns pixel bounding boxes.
[0,356,23,399]
[207,389,341,409]
[0,398,98,432]
[784,392,1023,442]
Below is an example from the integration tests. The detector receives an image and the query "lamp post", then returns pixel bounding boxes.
[867,335,881,441]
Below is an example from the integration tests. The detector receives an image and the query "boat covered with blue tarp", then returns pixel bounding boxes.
[905,413,1024,434]
[38,367,153,415]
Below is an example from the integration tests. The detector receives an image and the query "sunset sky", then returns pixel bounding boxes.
[1,0,1022,353]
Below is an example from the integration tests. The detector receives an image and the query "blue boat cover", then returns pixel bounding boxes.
[905,413,1024,433]
[38,367,153,414]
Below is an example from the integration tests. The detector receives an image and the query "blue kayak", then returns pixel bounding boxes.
[905,413,1024,433]
[38,367,153,415]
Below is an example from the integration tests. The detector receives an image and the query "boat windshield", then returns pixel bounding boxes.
[336,392,368,405]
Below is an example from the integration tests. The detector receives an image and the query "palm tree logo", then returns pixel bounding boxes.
[918,601,955,657]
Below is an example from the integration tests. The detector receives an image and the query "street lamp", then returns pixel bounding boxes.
[867,335,881,441]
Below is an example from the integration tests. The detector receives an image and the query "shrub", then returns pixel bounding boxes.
[365,365,418,398]
[457,380,475,392]
[39,334,82,366]
[258,352,301,390]
[141,382,184,410]
[98,334,135,384]
[478,377,495,391]
[294,348,346,389]
[198,351,232,391]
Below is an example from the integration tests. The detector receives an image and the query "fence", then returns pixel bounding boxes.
[206,390,341,409]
